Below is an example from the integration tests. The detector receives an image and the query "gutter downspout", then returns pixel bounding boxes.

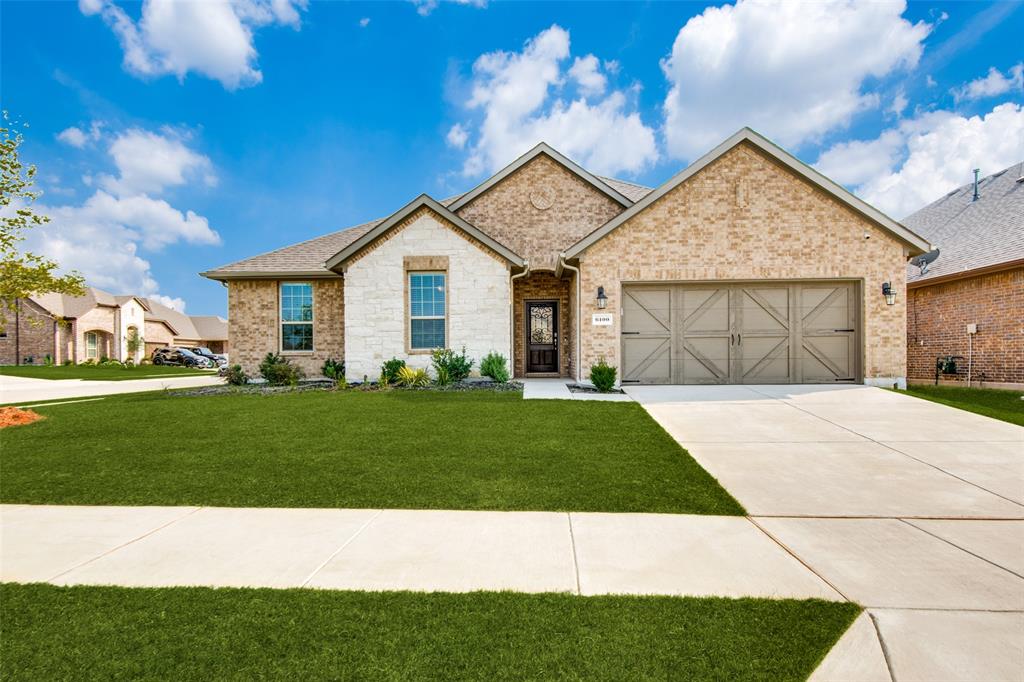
[509,261,530,378]
[558,252,582,383]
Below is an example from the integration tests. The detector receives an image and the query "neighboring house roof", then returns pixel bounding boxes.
[31,286,120,318]
[325,194,525,270]
[903,161,1024,287]
[446,143,635,212]
[564,128,932,259]
[596,175,653,203]
[139,297,228,342]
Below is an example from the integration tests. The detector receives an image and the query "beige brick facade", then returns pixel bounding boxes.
[228,278,344,376]
[577,143,910,384]
[0,299,59,364]
[455,154,623,270]
[512,272,573,377]
[907,267,1023,388]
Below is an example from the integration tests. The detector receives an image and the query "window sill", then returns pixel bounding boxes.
[280,351,315,356]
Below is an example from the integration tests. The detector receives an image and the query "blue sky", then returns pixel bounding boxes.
[2,0,1022,316]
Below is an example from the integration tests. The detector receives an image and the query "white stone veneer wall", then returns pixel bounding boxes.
[343,212,511,381]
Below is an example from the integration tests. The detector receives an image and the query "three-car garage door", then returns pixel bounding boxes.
[621,282,859,384]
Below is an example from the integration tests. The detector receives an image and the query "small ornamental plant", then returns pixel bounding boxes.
[396,365,430,387]
[259,353,304,386]
[480,352,510,383]
[224,364,249,386]
[321,358,345,381]
[431,347,473,385]
[380,358,406,385]
[589,358,617,393]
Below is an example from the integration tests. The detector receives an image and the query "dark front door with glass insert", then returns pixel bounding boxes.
[526,301,558,373]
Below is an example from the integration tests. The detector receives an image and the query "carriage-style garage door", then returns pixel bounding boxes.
[621,282,859,384]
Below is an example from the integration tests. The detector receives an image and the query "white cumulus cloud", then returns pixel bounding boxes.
[952,64,1024,103]
[150,294,187,312]
[56,121,103,148]
[661,0,930,159]
[815,102,1024,218]
[20,125,221,302]
[452,25,657,177]
[79,0,307,90]
[99,128,217,196]
[446,123,469,149]
[411,0,486,17]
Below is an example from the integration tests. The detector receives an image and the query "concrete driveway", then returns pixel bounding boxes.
[628,383,1024,681]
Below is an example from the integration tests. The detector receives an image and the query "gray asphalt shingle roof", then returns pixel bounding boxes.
[903,162,1024,284]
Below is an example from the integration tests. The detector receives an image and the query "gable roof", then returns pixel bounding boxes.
[140,297,228,342]
[447,143,634,212]
[904,161,1024,286]
[564,128,932,259]
[31,286,120,318]
[324,194,525,270]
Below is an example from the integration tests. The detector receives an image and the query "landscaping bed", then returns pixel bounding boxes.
[901,384,1024,426]
[0,583,858,681]
[0,390,743,514]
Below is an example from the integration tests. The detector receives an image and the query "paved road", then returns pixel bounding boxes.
[0,373,224,405]
[627,384,1024,682]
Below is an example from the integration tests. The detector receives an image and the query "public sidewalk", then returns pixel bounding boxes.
[0,373,224,405]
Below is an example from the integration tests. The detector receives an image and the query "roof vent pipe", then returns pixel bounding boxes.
[972,168,980,201]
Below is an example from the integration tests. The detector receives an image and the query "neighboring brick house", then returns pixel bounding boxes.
[203,128,930,387]
[903,163,1024,389]
[0,287,228,365]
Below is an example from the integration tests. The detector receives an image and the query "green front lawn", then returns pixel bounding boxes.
[902,384,1024,426]
[0,364,214,381]
[0,390,743,514]
[0,584,858,681]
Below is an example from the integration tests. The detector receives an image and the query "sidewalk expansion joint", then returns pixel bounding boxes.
[745,515,852,603]
[300,509,384,588]
[898,518,1024,580]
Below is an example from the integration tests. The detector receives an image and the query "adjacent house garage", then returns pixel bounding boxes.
[621,281,859,384]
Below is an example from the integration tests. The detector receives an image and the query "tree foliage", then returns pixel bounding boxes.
[1,111,85,332]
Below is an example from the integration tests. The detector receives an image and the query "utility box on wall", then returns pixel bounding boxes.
[966,323,977,334]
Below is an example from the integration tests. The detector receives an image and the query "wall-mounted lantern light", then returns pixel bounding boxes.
[882,281,896,306]
[596,286,608,309]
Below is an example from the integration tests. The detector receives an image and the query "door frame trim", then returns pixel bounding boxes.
[524,299,561,375]
[620,278,862,385]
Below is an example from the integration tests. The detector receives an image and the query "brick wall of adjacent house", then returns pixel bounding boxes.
[455,154,623,270]
[228,278,344,376]
[907,267,1024,387]
[0,299,57,365]
[579,142,911,384]
[343,207,511,381]
[512,272,573,377]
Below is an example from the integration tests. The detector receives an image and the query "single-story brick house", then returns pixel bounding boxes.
[0,287,228,366]
[903,162,1023,389]
[202,128,930,387]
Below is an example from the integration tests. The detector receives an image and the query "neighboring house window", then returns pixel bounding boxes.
[85,332,98,359]
[409,272,446,349]
[280,282,313,352]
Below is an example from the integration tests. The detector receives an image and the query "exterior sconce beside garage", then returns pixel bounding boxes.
[882,281,897,306]
[596,286,608,309]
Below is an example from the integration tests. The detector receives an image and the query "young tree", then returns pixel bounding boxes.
[1,111,85,332]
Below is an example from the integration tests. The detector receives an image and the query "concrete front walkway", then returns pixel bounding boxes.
[628,384,1024,682]
[521,378,632,401]
[0,373,224,405]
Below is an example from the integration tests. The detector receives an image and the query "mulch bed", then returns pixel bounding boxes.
[0,407,45,429]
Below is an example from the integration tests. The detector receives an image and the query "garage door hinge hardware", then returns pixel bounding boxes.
[621,331,640,335]
[833,329,855,332]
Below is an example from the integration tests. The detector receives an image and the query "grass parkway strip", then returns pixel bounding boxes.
[0,584,858,682]
[0,390,743,514]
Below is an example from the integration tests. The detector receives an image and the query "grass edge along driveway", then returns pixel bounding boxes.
[0,390,744,515]
[0,584,859,682]
[897,384,1024,426]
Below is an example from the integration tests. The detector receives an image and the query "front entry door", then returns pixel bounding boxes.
[526,301,558,373]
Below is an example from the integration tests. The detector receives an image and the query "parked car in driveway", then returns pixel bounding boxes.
[186,346,228,367]
[151,347,214,368]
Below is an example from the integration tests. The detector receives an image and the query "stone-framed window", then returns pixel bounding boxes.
[280,282,313,352]
[408,272,446,350]
[85,331,98,359]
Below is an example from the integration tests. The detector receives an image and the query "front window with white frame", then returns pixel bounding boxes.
[280,282,313,352]
[85,331,98,359]
[409,272,446,349]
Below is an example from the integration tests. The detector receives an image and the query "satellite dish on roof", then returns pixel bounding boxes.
[910,248,940,275]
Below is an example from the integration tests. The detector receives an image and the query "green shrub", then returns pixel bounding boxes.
[431,347,473,385]
[123,358,135,368]
[259,352,304,386]
[81,359,96,366]
[396,365,430,387]
[480,352,510,383]
[380,358,406,385]
[42,354,54,366]
[224,364,249,386]
[99,355,109,364]
[589,358,617,392]
[62,359,73,366]
[139,358,152,366]
[321,358,345,381]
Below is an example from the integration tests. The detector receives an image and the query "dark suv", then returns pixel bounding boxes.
[186,346,227,367]
[152,347,212,368]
